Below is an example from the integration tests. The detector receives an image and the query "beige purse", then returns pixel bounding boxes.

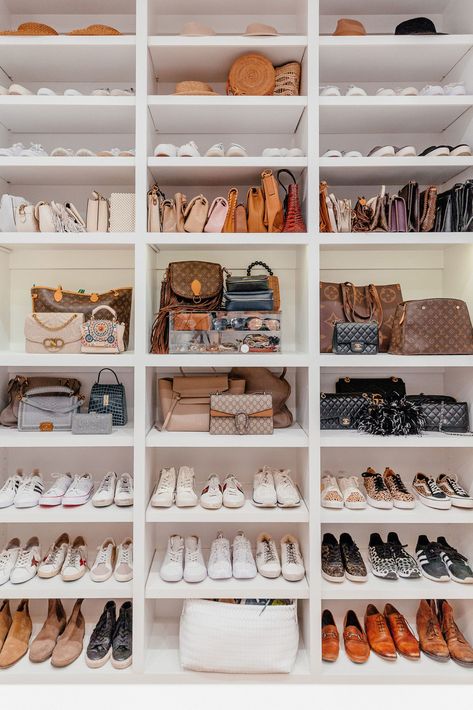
[86,190,109,232]
[15,202,39,232]
[175,192,187,232]
[184,195,209,233]
[161,198,177,232]
[110,192,135,232]
[147,185,163,232]
[35,201,56,232]
[24,312,84,353]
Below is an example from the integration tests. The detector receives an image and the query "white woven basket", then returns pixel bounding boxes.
[109,192,135,232]
[179,599,299,674]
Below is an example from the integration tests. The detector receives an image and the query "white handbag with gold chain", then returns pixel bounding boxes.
[24,312,84,353]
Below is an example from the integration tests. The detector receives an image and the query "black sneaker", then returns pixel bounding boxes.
[415,535,449,582]
[368,532,397,579]
[437,536,473,584]
[112,601,132,669]
[86,600,116,668]
[387,532,420,579]
[321,533,344,583]
[340,532,367,582]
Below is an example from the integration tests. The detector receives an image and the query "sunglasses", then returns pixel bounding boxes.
[213,317,280,332]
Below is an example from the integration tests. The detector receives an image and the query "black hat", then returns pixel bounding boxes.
[395,17,446,35]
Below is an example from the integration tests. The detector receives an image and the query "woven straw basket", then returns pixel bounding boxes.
[274,61,301,96]
[174,80,218,96]
[227,53,275,96]
[0,22,58,35]
[68,24,121,35]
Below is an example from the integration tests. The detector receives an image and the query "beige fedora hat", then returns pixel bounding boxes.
[173,81,219,96]
[180,21,216,36]
[333,18,367,36]
[244,22,279,36]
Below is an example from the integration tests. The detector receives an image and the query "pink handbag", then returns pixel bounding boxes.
[204,197,229,233]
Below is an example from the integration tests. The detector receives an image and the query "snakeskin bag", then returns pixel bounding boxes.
[88,368,127,426]
[209,393,273,435]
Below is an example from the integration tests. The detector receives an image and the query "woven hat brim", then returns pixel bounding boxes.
[174,90,219,95]
[67,25,121,35]
[244,31,279,36]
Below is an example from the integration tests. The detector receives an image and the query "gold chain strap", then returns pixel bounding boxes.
[32,313,77,331]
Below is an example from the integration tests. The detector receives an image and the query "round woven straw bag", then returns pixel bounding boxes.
[227,53,275,96]
[0,22,58,35]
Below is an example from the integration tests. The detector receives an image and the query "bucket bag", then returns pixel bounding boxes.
[18,385,84,432]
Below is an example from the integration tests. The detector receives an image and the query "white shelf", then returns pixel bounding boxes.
[0,573,132,599]
[0,501,133,524]
[322,575,473,600]
[147,424,309,448]
[320,505,473,525]
[145,353,310,368]
[319,353,473,369]
[0,422,134,448]
[319,157,473,186]
[0,351,136,367]
[0,157,135,185]
[145,233,310,247]
[147,157,307,185]
[319,233,473,246]
[320,431,473,448]
[148,96,307,134]
[146,497,309,524]
[146,551,309,599]
[0,233,136,247]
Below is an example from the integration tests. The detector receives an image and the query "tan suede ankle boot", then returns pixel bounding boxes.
[0,599,32,668]
[51,599,84,668]
[0,600,12,651]
[29,599,66,663]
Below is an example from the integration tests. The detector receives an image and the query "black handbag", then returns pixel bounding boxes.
[435,180,473,233]
[332,322,378,355]
[88,368,127,426]
[320,392,368,430]
[336,376,406,398]
[224,290,274,311]
[406,394,469,433]
[225,275,269,292]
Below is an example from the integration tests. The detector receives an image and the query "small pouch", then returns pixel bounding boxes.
[247,260,280,311]
[210,393,273,435]
[81,305,125,354]
[222,188,238,232]
[172,312,212,331]
[71,412,112,435]
[224,290,274,311]
[226,275,269,292]
[86,190,109,232]
[204,197,228,233]
[332,322,379,355]
[184,195,209,233]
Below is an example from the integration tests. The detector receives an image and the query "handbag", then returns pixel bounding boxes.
[247,261,280,311]
[86,190,109,232]
[261,170,283,233]
[224,290,274,311]
[80,305,125,354]
[158,372,246,432]
[320,392,368,430]
[15,202,39,232]
[147,184,164,232]
[204,197,228,233]
[229,367,293,428]
[71,412,112,435]
[31,285,133,350]
[406,395,469,433]
[18,385,84,432]
[246,187,266,232]
[34,201,56,232]
[210,393,273,435]
[368,185,389,232]
[336,198,352,233]
[184,194,209,233]
[389,195,407,232]
[352,197,373,232]
[25,312,84,353]
[0,376,81,427]
[235,204,248,232]
[435,180,473,233]
[222,188,238,233]
[399,181,420,232]
[332,322,378,355]
[389,298,473,355]
[227,53,275,96]
[319,182,333,233]
[336,376,406,398]
[88,368,127,426]
[109,192,135,232]
[0,194,28,232]
[226,274,269,292]
[277,169,306,233]
[420,186,438,232]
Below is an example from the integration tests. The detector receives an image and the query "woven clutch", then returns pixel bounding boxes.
[110,193,135,232]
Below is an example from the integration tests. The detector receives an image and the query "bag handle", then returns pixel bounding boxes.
[341,283,384,327]
[96,368,120,385]
[246,260,274,276]
[277,169,297,196]
[91,305,117,320]
[20,395,83,414]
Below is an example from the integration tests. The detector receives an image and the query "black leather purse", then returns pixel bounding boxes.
[406,394,469,433]
[88,368,127,427]
[336,376,406,398]
[320,392,368,430]
[332,322,378,355]
[435,180,473,233]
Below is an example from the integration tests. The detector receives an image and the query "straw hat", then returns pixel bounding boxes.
[243,23,279,36]
[180,22,216,36]
[67,24,121,35]
[0,22,58,35]
[333,18,367,36]
[174,81,219,96]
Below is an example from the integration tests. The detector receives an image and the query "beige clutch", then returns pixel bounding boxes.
[25,312,84,353]
[110,193,135,232]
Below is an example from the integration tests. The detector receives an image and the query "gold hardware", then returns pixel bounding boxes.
[103,394,110,406]
[43,338,65,351]
[90,293,99,303]
[53,287,63,302]
[341,417,350,426]
[34,313,77,331]
[344,377,350,383]
[39,422,53,432]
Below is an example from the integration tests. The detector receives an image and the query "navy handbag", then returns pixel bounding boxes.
[88,368,127,427]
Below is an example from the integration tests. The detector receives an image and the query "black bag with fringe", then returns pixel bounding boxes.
[356,394,424,437]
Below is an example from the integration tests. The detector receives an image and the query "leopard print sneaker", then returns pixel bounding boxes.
[340,532,367,582]
[387,531,421,579]
[368,532,397,579]
[362,468,393,509]
[321,474,343,509]
[383,468,415,509]
[321,533,344,583]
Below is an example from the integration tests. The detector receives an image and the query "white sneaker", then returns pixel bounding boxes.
[286,147,305,157]
[110,88,134,96]
[92,471,117,508]
[184,535,207,583]
[0,469,24,508]
[10,537,41,584]
[176,466,198,507]
[160,535,184,582]
[0,538,20,585]
[225,143,248,157]
[320,85,341,96]
[151,467,176,508]
[376,88,396,96]
[64,89,83,96]
[62,473,93,506]
[208,532,232,580]
[222,475,245,508]
[346,85,367,96]
[205,142,224,157]
[38,533,69,579]
[90,537,115,582]
[154,143,177,157]
[8,83,32,95]
[252,466,277,507]
[232,531,256,579]
[91,88,111,96]
[343,149,363,158]
[114,537,133,582]
[37,87,57,96]
[396,86,419,96]
[420,84,444,96]
[368,145,395,157]
[322,149,343,158]
[256,533,281,578]
[281,534,305,582]
[0,85,8,95]
[61,536,87,581]
[444,82,467,96]
[200,474,223,509]
[114,473,133,507]
[262,148,283,157]
[0,142,26,156]
[338,475,367,509]
[274,469,301,507]
[395,145,417,157]
[14,470,43,508]
[39,472,72,506]
[178,141,200,157]
[321,473,344,509]
[19,143,48,157]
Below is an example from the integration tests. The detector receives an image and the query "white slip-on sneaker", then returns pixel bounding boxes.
[50,147,74,157]
[252,466,277,507]
[38,533,69,579]
[184,535,207,583]
[321,474,344,509]
[444,82,467,96]
[274,469,301,507]
[376,88,396,96]
[14,470,43,508]
[205,142,225,157]
[419,145,450,157]
[10,537,41,584]
[90,538,116,582]
[420,84,444,96]
[338,475,367,509]
[232,531,256,579]
[262,148,282,157]
[37,87,57,96]
[0,142,26,156]
[396,86,419,96]
[0,538,20,586]
[281,534,305,582]
[160,535,184,582]
[342,149,363,158]
[75,148,96,156]
[114,473,133,507]
[208,532,232,580]
[176,466,198,507]
[256,533,281,579]
[222,475,245,508]
[368,145,395,157]
[114,537,133,582]
[450,144,472,156]
[39,472,72,506]
[64,89,83,96]
[320,85,341,96]
[153,143,177,157]
[92,471,117,508]
[61,536,88,581]
[0,469,24,508]
[322,149,343,158]
[178,141,200,158]
[20,143,48,157]
[8,83,32,95]
[110,88,134,96]
[200,474,223,509]
[286,147,305,157]
[151,467,176,508]
[225,142,248,157]
[395,145,417,157]
[62,473,94,506]
[346,85,367,96]
[92,88,111,96]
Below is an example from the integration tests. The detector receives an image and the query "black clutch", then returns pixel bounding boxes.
[406,395,469,433]
[336,376,406,398]
[320,393,368,430]
[332,322,378,355]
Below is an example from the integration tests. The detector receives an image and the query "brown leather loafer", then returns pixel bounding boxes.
[438,599,473,667]
[416,599,449,662]
[0,600,12,652]
[29,599,67,663]
[322,609,339,662]
[343,609,370,663]
[365,603,397,660]
[0,599,32,668]
[384,603,420,659]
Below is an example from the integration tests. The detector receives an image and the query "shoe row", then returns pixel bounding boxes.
[0,534,133,585]
[153,142,305,158]
[160,531,305,583]
[0,84,134,97]
[322,144,472,158]
[322,600,473,666]
[320,82,468,97]
[0,143,135,157]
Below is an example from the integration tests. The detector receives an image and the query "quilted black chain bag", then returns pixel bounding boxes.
[406,395,469,433]
[336,376,406,399]
[320,393,369,430]
[88,368,127,427]
[332,322,378,355]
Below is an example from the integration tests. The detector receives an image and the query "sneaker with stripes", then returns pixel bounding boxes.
[437,536,473,584]
[0,469,24,508]
[415,535,449,582]
[14,469,43,508]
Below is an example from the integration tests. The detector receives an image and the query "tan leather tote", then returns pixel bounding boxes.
[246,187,266,232]
[184,195,209,232]
[261,170,283,232]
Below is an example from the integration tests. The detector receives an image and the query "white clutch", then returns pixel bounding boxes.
[25,312,84,353]
[110,192,135,232]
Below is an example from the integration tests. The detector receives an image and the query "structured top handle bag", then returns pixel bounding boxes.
[88,368,127,426]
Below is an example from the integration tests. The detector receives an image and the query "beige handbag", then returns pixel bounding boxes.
[15,202,39,232]
[175,192,187,232]
[147,184,163,232]
[158,372,245,432]
[80,305,125,354]
[35,201,56,232]
[161,198,177,232]
[24,312,84,353]
[184,195,209,233]
[110,192,135,232]
[209,393,273,435]
[86,190,109,232]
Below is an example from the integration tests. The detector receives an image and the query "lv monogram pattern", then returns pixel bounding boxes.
[169,261,223,300]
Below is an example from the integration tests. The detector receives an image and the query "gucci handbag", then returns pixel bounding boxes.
[406,394,469,433]
[24,312,84,354]
[210,393,273,435]
[332,322,378,355]
[88,368,127,426]
[109,193,135,232]
[18,385,84,432]
[389,298,473,355]
[320,392,368,430]
[80,305,125,354]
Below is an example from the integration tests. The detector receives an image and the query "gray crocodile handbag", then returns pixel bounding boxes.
[88,368,127,426]
[18,385,84,432]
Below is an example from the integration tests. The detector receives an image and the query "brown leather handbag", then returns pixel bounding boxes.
[31,285,133,350]
[261,170,283,233]
[150,261,224,353]
[320,282,403,353]
[277,169,306,232]
[235,204,248,232]
[229,367,293,428]
[246,187,266,232]
[420,186,438,232]
[352,197,373,232]
[222,188,238,232]
[319,181,333,233]
[368,186,389,232]
[389,298,473,355]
